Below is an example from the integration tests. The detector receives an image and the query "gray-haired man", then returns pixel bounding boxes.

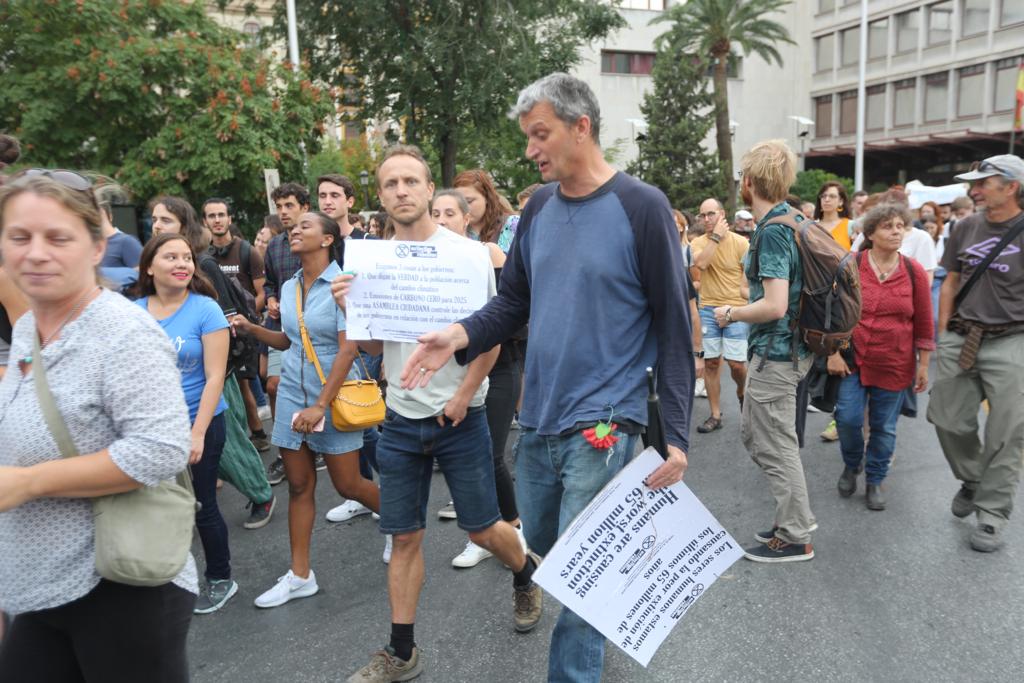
[930,154,1024,552]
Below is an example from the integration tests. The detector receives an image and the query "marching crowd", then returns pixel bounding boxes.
[0,72,1022,683]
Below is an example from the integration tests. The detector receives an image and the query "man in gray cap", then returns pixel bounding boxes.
[929,154,1024,552]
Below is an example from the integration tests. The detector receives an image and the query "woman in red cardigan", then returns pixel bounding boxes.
[827,203,935,510]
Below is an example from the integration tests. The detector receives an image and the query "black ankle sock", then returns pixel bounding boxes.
[389,623,415,661]
[513,553,536,589]
[251,429,267,439]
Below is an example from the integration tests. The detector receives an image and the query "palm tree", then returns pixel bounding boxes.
[653,0,793,212]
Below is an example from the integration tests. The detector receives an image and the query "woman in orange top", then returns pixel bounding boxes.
[814,180,852,251]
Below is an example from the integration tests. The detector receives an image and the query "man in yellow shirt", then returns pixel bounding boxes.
[692,198,750,433]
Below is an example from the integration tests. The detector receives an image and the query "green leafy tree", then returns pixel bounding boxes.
[281,1,624,186]
[627,33,724,213]
[790,169,854,204]
[0,0,334,222]
[653,0,793,212]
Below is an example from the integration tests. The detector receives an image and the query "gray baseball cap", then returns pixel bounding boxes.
[954,154,1024,182]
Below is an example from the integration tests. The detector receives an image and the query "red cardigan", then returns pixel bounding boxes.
[852,253,935,391]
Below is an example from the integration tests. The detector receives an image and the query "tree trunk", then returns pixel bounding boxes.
[711,53,735,214]
[440,129,457,187]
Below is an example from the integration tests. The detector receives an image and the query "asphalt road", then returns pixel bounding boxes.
[188,377,1024,682]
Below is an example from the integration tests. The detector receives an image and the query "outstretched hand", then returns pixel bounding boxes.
[400,324,467,390]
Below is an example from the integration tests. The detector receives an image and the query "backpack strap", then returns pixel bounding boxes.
[239,238,253,283]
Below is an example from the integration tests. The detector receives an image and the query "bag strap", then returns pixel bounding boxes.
[31,331,78,459]
[954,212,1024,308]
[294,277,371,388]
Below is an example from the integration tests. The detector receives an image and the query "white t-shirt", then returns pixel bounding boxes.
[851,226,937,271]
[383,227,497,419]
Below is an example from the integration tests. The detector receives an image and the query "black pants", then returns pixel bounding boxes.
[0,580,195,682]
[192,412,229,581]
[486,351,522,522]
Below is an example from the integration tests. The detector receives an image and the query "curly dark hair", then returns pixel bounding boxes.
[860,203,913,250]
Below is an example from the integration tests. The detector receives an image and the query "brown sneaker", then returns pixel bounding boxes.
[346,647,422,683]
[513,582,543,633]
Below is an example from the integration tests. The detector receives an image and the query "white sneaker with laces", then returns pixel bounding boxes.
[694,378,707,398]
[452,540,493,568]
[437,501,457,520]
[254,569,319,609]
[257,405,272,421]
[325,499,372,523]
[382,535,393,564]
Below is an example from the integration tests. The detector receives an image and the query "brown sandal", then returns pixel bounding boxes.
[697,415,723,433]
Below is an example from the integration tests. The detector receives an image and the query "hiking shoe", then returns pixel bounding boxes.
[244,496,276,529]
[696,415,722,433]
[257,404,272,421]
[315,453,327,471]
[251,434,271,452]
[754,522,819,544]
[382,535,393,565]
[820,420,839,442]
[254,570,319,608]
[744,537,814,563]
[837,466,861,498]
[193,579,238,615]
[266,457,286,486]
[952,485,976,518]
[866,483,886,511]
[970,524,1003,553]
[437,502,457,520]
[327,499,373,523]
[513,582,543,633]
[452,540,493,568]
[346,646,422,683]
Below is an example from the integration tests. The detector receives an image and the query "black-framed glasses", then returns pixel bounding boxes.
[969,160,1012,177]
[20,168,94,192]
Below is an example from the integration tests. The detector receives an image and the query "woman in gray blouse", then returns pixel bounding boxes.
[0,173,196,682]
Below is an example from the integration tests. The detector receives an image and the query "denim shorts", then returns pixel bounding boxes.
[699,305,750,361]
[376,405,500,535]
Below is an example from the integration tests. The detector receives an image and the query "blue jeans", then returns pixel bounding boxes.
[248,376,268,408]
[835,373,904,485]
[376,406,499,535]
[358,426,379,480]
[191,412,230,580]
[514,427,639,683]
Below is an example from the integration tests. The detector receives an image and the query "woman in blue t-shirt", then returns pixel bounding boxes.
[136,233,236,615]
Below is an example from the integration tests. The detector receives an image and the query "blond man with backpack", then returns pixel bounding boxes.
[714,139,861,563]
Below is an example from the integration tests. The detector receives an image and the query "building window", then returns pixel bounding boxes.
[841,26,860,66]
[819,0,836,11]
[600,51,654,75]
[815,95,833,137]
[994,57,1022,111]
[866,85,886,130]
[896,10,920,53]
[927,1,953,45]
[839,90,858,134]
[868,18,888,60]
[962,0,989,36]
[957,64,986,117]
[816,34,835,71]
[1002,0,1024,26]
[620,0,666,9]
[893,78,916,126]
[242,21,261,49]
[924,72,949,121]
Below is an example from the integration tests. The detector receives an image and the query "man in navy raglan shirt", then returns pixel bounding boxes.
[401,72,694,683]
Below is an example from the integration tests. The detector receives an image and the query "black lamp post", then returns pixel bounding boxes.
[359,170,371,211]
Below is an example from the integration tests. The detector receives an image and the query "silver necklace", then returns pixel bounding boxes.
[23,286,100,364]
[868,252,898,282]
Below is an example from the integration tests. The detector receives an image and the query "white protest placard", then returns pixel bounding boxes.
[342,238,490,343]
[533,447,743,667]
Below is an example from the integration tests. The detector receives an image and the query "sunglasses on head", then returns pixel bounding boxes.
[969,160,1012,177]
[20,168,94,192]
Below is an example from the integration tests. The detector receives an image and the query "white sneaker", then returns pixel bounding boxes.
[515,525,529,554]
[383,535,393,564]
[694,378,707,398]
[452,540,493,568]
[325,499,372,523]
[257,405,272,421]
[807,404,823,413]
[372,512,381,521]
[253,569,319,609]
[437,501,457,520]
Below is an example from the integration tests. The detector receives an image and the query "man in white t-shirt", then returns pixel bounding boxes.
[332,145,542,683]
